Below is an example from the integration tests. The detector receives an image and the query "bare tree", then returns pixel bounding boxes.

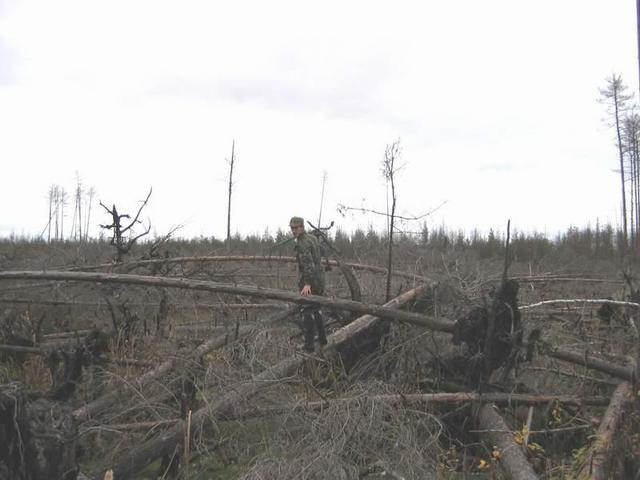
[84,187,96,242]
[317,170,328,227]
[226,140,236,251]
[99,188,153,261]
[59,187,67,240]
[382,140,401,301]
[623,110,640,249]
[71,172,83,242]
[600,74,634,249]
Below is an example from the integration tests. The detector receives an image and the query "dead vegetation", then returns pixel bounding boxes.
[0,237,639,480]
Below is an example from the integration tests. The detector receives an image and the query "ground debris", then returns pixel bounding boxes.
[0,383,79,480]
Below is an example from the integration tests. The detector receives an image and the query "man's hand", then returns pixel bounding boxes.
[300,284,312,296]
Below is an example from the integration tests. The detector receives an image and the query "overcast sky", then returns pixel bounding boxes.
[0,0,638,241]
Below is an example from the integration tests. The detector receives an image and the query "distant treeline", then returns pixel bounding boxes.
[0,223,628,264]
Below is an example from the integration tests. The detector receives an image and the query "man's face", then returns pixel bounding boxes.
[291,224,304,238]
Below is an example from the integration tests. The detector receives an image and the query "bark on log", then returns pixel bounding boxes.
[477,404,539,480]
[0,271,453,332]
[578,382,634,480]
[92,285,428,479]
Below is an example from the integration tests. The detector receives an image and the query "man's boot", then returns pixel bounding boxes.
[314,312,327,346]
[302,314,315,352]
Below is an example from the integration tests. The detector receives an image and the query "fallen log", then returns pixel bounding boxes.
[0,271,453,332]
[86,392,608,430]
[62,255,428,282]
[521,299,640,310]
[578,382,635,480]
[92,284,428,479]
[221,392,610,421]
[477,404,539,480]
[546,348,635,382]
[0,343,43,355]
[0,298,286,310]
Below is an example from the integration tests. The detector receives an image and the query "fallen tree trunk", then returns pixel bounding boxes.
[87,392,609,431]
[92,285,428,479]
[477,404,539,480]
[0,298,287,310]
[63,255,428,282]
[578,382,635,480]
[222,392,610,421]
[546,348,635,382]
[521,298,640,310]
[0,271,453,332]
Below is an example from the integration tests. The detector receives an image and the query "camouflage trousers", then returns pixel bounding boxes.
[299,304,327,352]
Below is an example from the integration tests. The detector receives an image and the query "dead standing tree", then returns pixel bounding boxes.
[99,188,152,262]
[226,140,236,251]
[600,74,633,249]
[382,140,401,302]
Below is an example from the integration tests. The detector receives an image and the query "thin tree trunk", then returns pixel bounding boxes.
[47,187,53,243]
[614,90,628,248]
[385,175,396,302]
[226,140,235,250]
[637,0,640,100]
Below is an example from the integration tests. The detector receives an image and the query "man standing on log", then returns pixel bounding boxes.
[290,216,327,352]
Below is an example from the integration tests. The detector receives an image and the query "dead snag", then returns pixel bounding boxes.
[477,404,539,480]
[92,285,428,480]
[99,188,152,261]
[578,382,635,480]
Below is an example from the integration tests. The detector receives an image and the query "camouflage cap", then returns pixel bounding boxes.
[289,216,304,227]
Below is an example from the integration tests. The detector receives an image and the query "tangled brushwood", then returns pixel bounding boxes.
[243,383,443,480]
[0,241,639,479]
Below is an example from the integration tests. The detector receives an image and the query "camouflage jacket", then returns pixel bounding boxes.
[294,232,325,294]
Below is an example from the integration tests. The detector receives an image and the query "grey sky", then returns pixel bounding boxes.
[0,0,637,240]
